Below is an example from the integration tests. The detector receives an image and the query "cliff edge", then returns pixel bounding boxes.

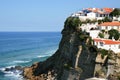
[23,17,114,80]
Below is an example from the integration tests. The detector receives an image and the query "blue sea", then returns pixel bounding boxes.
[0,32,61,80]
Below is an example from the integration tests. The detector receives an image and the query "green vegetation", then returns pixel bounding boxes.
[110,8,120,17]
[88,37,93,45]
[108,29,120,40]
[98,17,112,24]
[102,17,112,22]
[98,20,103,24]
[99,49,108,59]
[79,32,89,42]
[118,75,120,80]
[101,30,105,33]
[86,19,91,23]
[98,33,104,38]
[82,19,97,24]
[79,34,88,41]
[99,49,113,59]
[64,17,82,30]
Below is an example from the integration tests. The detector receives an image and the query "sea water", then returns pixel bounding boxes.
[0,32,61,80]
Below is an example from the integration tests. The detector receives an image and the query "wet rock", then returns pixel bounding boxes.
[4,66,23,72]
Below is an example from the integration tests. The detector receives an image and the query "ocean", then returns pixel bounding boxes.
[0,32,61,80]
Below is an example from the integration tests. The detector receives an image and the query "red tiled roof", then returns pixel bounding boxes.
[103,8,113,13]
[86,8,113,14]
[98,21,120,26]
[94,38,120,45]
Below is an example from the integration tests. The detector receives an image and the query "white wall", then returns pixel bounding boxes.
[88,30,100,39]
[99,26,120,31]
[94,41,120,53]
[87,12,96,18]
[81,23,98,32]
[96,17,104,20]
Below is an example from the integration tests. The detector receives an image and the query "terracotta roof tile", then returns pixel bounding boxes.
[103,8,113,13]
[86,8,113,14]
[94,38,120,45]
[98,21,120,26]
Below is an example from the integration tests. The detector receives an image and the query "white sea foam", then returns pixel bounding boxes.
[7,60,31,65]
[4,70,23,80]
[37,55,48,58]
[0,65,23,80]
[0,65,15,71]
[37,49,56,58]
[13,60,31,63]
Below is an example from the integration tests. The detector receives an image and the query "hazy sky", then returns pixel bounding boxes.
[0,0,120,32]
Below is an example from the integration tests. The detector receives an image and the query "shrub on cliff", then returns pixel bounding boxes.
[102,17,112,22]
[99,49,108,59]
[108,29,120,40]
[64,17,82,30]
[98,20,103,24]
[99,49,113,59]
[98,33,104,38]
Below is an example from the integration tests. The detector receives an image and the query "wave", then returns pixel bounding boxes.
[12,60,31,64]
[6,60,32,66]
[0,65,23,80]
[37,49,56,58]
[37,54,53,58]
[4,70,23,80]
[0,65,15,71]
[37,55,50,58]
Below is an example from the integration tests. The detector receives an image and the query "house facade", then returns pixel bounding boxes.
[79,23,100,39]
[94,38,120,53]
[98,21,120,32]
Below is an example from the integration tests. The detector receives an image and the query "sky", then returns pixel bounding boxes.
[0,0,120,32]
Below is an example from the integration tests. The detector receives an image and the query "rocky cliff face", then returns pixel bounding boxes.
[23,17,120,80]
[23,19,99,80]
[94,51,120,80]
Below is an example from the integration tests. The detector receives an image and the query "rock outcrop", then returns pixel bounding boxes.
[94,50,120,80]
[23,17,98,80]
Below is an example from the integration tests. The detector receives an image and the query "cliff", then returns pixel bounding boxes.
[23,17,97,80]
[23,17,120,80]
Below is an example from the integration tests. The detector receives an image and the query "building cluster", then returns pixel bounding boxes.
[72,8,120,53]
[93,21,120,53]
[71,8,114,21]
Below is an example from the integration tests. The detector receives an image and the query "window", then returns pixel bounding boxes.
[105,27,107,30]
[114,45,116,47]
[117,26,119,29]
[100,42,104,46]
[109,45,111,47]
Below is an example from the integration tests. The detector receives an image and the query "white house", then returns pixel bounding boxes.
[71,8,113,21]
[88,30,100,39]
[80,22,100,39]
[80,23,98,32]
[94,38,120,53]
[98,21,120,32]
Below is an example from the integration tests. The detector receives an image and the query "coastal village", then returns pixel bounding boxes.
[71,8,120,80]
[71,8,120,54]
